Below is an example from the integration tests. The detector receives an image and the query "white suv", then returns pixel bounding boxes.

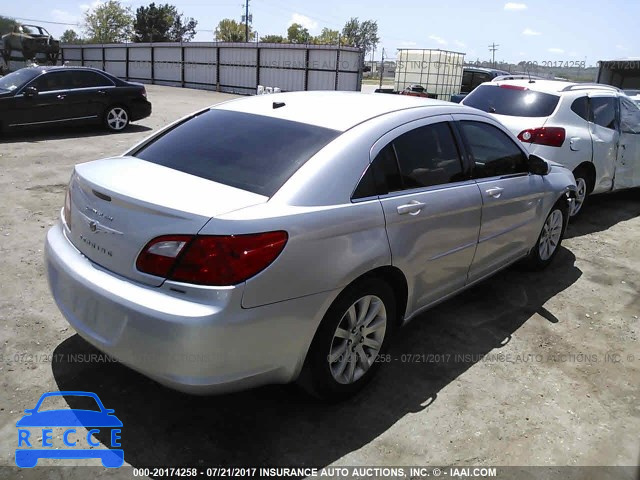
[462,80,640,216]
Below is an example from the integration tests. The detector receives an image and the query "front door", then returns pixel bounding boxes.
[454,116,546,283]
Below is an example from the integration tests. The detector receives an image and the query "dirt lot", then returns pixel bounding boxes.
[0,85,638,479]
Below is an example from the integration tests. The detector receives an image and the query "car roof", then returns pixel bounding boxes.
[490,79,620,95]
[214,91,467,131]
[464,67,510,75]
[23,66,100,73]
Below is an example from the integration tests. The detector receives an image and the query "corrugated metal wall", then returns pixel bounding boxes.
[60,42,364,94]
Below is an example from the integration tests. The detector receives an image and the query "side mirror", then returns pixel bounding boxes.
[23,86,38,97]
[528,154,550,175]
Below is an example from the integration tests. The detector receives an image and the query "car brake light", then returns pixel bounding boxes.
[517,127,565,147]
[499,84,528,90]
[136,231,288,286]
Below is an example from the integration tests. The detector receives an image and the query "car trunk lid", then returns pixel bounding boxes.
[67,156,268,286]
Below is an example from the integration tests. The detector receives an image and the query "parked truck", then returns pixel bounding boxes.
[596,58,640,90]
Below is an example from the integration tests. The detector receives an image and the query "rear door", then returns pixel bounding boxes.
[615,96,640,189]
[65,70,115,119]
[587,93,619,192]
[454,116,546,282]
[372,116,483,311]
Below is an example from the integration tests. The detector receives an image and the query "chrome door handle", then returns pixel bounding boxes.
[397,200,426,215]
[486,187,504,198]
[97,90,107,95]
[57,94,66,100]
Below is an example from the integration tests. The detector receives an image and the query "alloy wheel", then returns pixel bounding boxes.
[539,209,564,261]
[328,295,387,385]
[107,107,128,131]
[571,177,587,216]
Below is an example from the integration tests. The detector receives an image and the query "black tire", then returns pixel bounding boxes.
[570,167,592,219]
[522,198,569,270]
[299,277,397,401]
[103,105,130,132]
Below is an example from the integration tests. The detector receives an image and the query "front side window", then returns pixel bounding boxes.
[459,121,528,178]
[32,71,74,92]
[620,97,640,134]
[589,97,617,130]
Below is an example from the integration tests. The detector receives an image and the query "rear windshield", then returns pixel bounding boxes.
[463,84,560,117]
[134,109,340,197]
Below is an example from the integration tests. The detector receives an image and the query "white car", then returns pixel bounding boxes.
[462,80,640,216]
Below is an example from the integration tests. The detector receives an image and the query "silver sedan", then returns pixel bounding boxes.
[45,91,577,400]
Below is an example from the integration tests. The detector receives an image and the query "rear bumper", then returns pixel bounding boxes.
[45,222,336,394]
[130,99,152,121]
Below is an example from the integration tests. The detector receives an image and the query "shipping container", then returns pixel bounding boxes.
[394,49,465,100]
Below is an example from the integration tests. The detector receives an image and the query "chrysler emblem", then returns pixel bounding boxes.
[89,221,98,232]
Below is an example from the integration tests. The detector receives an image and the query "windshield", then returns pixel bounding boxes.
[134,109,341,197]
[0,69,41,91]
[463,84,560,117]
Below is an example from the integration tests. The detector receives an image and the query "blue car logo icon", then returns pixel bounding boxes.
[16,391,123,468]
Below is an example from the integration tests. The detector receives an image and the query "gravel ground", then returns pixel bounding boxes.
[0,85,638,479]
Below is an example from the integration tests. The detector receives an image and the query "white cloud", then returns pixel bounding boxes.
[454,40,466,47]
[80,0,103,11]
[504,2,527,10]
[522,28,541,36]
[289,13,318,33]
[548,48,565,54]
[51,9,82,26]
[429,34,447,45]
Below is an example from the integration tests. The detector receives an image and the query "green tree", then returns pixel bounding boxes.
[0,15,21,35]
[133,3,197,42]
[341,17,379,55]
[214,18,254,42]
[259,34,285,43]
[314,27,339,45]
[84,0,134,43]
[287,23,310,44]
[60,29,83,44]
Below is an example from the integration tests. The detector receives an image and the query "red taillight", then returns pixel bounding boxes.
[136,231,288,286]
[136,235,193,278]
[499,84,528,90]
[517,127,565,147]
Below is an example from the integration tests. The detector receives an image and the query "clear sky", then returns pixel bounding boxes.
[2,0,639,65]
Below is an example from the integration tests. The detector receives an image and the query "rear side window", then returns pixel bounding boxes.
[71,71,113,88]
[392,122,465,188]
[459,121,528,178]
[463,85,560,117]
[134,110,340,197]
[589,97,616,130]
[570,97,589,121]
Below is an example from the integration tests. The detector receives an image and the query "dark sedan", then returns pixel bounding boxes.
[0,66,151,133]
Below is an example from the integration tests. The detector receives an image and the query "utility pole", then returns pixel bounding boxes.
[243,0,250,42]
[379,48,385,89]
[488,42,499,68]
